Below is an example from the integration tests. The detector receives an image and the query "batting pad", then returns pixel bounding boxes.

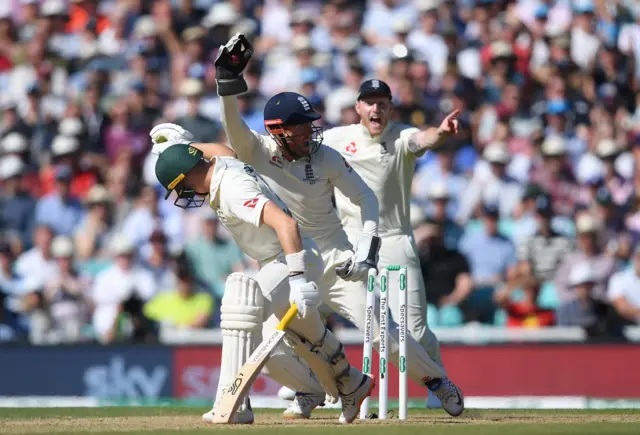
[261,315,327,397]
[216,273,264,410]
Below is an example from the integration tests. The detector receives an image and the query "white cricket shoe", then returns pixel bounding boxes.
[278,386,296,401]
[282,392,326,419]
[429,377,464,417]
[202,400,255,424]
[338,374,375,424]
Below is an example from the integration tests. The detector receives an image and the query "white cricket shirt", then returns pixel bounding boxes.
[323,122,420,236]
[208,156,293,263]
[220,97,379,252]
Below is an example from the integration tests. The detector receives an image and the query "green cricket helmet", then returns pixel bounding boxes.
[155,144,208,209]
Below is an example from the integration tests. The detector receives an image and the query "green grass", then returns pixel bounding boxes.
[1,408,640,435]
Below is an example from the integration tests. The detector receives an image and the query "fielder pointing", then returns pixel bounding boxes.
[151,34,464,421]
[152,143,373,424]
[323,78,461,407]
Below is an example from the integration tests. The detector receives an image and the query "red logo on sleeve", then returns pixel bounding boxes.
[243,198,259,208]
[346,142,357,154]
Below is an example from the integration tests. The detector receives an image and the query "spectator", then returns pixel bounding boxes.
[14,224,57,285]
[531,135,580,217]
[407,1,447,77]
[493,278,556,328]
[571,2,601,71]
[557,262,613,339]
[75,184,114,261]
[142,229,177,294]
[412,143,467,217]
[0,154,35,249]
[458,203,517,322]
[143,265,214,329]
[515,194,573,286]
[34,165,84,236]
[458,142,522,223]
[174,78,221,142]
[90,235,156,344]
[33,236,89,344]
[417,217,473,310]
[556,213,617,303]
[423,182,463,249]
[185,212,245,299]
[608,245,640,325]
[0,240,26,341]
[122,184,182,252]
[40,134,96,198]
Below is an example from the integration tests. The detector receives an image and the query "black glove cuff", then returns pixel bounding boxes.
[366,236,381,262]
[216,76,248,97]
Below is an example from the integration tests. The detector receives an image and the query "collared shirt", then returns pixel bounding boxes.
[608,267,640,310]
[459,229,517,282]
[517,230,574,282]
[34,194,84,236]
[0,193,35,246]
[185,237,245,298]
[91,264,156,340]
[457,165,523,223]
[413,162,468,220]
[419,244,470,305]
[555,252,617,302]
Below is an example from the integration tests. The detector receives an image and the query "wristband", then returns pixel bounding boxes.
[286,250,306,276]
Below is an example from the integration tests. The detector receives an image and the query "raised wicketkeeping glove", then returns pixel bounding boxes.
[214,33,254,97]
[289,276,321,319]
[149,123,195,155]
[335,234,381,282]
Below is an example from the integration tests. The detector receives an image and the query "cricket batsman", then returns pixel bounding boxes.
[152,143,374,424]
[323,78,461,407]
[151,33,464,421]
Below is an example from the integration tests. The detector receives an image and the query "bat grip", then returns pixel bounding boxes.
[276,303,298,331]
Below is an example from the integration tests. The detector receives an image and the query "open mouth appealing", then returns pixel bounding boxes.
[370,114,382,128]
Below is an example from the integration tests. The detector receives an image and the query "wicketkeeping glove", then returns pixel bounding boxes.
[149,123,195,155]
[214,33,254,97]
[335,234,381,282]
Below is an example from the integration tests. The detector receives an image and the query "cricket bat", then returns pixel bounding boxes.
[210,303,299,424]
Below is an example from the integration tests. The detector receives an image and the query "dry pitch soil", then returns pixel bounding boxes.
[1,408,640,435]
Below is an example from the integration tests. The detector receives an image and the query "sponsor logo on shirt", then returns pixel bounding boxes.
[243,198,259,208]
[303,163,318,185]
[346,142,357,154]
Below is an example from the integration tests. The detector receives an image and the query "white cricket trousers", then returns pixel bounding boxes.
[337,230,443,366]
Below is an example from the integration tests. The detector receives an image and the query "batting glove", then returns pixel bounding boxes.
[289,276,321,319]
[149,123,195,155]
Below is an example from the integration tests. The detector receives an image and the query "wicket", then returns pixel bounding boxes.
[360,266,408,421]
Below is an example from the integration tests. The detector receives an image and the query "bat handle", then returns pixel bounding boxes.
[276,303,298,331]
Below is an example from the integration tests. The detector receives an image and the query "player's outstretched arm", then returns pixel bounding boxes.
[406,109,461,155]
[260,201,321,319]
[216,34,262,164]
[149,124,237,158]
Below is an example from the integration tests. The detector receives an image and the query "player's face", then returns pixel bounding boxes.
[283,123,313,157]
[356,96,393,136]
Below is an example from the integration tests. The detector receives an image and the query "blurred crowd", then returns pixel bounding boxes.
[1,0,640,344]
